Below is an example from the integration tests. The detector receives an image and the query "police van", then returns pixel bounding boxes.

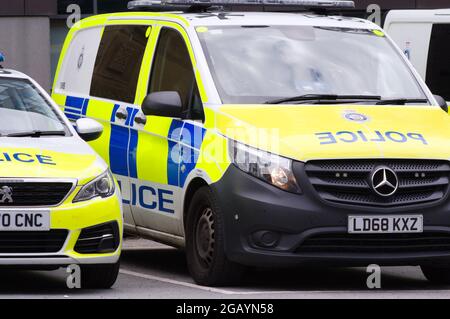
[0,66,122,288]
[53,0,450,286]
[385,9,450,104]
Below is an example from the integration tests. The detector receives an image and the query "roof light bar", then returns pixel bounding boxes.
[128,0,162,10]
[128,0,355,10]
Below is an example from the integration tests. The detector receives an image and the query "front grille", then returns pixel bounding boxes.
[0,230,68,253]
[0,182,73,206]
[296,232,450,254]
[305,160,450,207]
[75,222,120,254]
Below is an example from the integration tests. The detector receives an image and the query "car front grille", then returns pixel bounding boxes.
[296,232,450,254]
[0,182,74,206]
[0,230,68,253]
[304,160,450,207]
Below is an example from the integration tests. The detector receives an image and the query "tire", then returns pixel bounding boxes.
[81,261,120,289]
[185,186,245,286]
[421,265,450,285]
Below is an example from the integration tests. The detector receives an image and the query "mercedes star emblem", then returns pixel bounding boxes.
[371,167,399,197]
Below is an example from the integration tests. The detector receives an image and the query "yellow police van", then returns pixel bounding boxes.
[0,66,122,288]
[53,0,450,286]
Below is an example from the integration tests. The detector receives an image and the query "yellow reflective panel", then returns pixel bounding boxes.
[135,25,160,105]
[50,191,122,260]
[216,104,450,161]
[85,99,115,120]
[372,29,385,37]
[84,99,118,166]
[51,93,67,111]
[202,107,216,129]
[196,26,208,33]
[88,126,111,167]
[135,116,173,183]
[196,130,231,183]
[105,19,154,26]
[0,147,102,183]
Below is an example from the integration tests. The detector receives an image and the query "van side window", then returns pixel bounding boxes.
[90,25,148,104]
[149,28,204,120]
[426,24,450,101]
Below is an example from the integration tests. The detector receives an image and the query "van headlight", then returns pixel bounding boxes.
[73,170,116,203]
[229,140,301,193]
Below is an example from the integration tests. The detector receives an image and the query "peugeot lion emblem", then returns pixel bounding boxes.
[0,186,13,203]
[370,167,399,197]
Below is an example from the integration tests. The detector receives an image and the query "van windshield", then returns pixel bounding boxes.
[197,25,428,104]
[0,78,68,136]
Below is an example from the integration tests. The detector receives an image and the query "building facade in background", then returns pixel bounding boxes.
[0,0,448,91]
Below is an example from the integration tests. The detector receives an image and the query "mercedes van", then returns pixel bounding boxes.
[53,0,450,286]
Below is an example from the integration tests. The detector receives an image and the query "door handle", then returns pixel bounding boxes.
[134,113,147,125]
[115,110,127,120]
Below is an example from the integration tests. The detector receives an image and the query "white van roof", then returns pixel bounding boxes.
[385,9,450,25]
[108,11,379,29]
[185,12,374,28]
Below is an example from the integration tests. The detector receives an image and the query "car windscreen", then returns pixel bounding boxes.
[197,25,428,104]
[0,78,68,135]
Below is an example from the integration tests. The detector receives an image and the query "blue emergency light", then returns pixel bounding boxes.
[0,53,4,69]
[128,0,355,11]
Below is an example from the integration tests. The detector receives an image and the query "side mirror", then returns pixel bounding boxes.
[434,95,448,113]
[142,91,182,118]
[76,118,103,142]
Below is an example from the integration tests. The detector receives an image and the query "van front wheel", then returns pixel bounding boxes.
[186,186,244,286]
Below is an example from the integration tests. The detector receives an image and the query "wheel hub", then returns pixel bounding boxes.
[195,207,215,268]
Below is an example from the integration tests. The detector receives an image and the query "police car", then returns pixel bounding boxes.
[53,0,450,286]
[0,64,122,288]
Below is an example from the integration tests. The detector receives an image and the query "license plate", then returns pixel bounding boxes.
[0,210,50,231]
[348,215,423,234]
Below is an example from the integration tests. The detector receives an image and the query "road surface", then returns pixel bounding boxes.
[0,237,449,299]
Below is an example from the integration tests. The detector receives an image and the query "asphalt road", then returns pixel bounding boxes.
[1,237,450,299]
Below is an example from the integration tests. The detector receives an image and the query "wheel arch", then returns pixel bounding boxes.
[183,177,210,231]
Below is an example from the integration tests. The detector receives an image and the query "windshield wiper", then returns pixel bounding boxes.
[376,98,429,105]
[6,130,67,137]
[264,94,382,105]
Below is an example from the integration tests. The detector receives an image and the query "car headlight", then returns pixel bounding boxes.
[229,140,301,193]
[73,170,116,203]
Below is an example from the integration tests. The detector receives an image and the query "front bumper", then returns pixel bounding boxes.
[211,165,450,267]
[0,188,122,266]
[0,255,119,266]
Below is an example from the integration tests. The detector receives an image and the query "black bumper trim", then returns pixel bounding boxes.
[210,164,450,267]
